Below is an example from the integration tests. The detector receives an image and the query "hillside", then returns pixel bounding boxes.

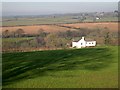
[3,46,118,88]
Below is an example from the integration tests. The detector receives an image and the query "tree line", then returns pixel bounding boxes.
[2,27,118,52]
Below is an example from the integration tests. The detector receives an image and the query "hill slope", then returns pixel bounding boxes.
[3,46,118,88]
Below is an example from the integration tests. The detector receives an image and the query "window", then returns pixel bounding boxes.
[81,43,82,45]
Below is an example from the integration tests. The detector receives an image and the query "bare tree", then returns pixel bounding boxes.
[45,33,68,49]
[38,29,47,37]
[45,33,58,48]
[3,30,10,38]
[104,32,111,45]
[15,28,24,37]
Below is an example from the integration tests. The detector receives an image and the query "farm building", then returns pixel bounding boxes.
[72,37,96,48]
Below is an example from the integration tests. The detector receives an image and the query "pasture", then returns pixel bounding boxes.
[2,13,118,27]
[2,37,34,43]
[2,16,79,26]
[3,46,118,88]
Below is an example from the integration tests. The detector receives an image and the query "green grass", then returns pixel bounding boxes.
[2,37,35,43]
[2,46,118,88]
[2,16,79,26]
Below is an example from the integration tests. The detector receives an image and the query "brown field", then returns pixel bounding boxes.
[1,25,70,34]
[63,22,118,32]
[1,22,118,34]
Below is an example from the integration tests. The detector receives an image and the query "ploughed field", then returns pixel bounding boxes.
[3,46,118,88]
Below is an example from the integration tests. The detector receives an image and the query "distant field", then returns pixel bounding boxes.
[3,46,118,88]
[2,14,118,27]
[63,22,118,32]
[1,25,71,34]
[1,22,118,34]
[2,16,78,26]
[3,37,34,43]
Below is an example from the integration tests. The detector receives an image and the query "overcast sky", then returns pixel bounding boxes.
[2,2,118,16]
[1,0,119,2]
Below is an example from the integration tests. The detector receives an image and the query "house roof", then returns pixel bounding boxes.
[72,37,95,42]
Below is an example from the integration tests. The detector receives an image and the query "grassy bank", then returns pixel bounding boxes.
[2,46,118,88]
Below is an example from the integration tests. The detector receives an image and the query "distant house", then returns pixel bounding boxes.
[72,37,96,48]
[96,17,100,20]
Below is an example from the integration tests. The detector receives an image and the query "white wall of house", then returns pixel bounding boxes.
[86,41,96,47]
[72,37,96,48]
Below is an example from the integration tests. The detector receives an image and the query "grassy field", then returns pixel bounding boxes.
[2,16,78,26]
[2,46,118,88]
[2,15,118,27]
[2,37,35,43]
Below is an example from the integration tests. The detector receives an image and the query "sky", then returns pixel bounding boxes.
[2,1,119,16]
[1,0,120,2]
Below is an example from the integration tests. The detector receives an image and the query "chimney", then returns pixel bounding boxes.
[82,37,85,40]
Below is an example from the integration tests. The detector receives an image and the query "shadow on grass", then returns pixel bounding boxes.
[2,47,114,85]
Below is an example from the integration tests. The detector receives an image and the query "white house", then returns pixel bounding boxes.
[72,37,96,48]
[96,17,100,20]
